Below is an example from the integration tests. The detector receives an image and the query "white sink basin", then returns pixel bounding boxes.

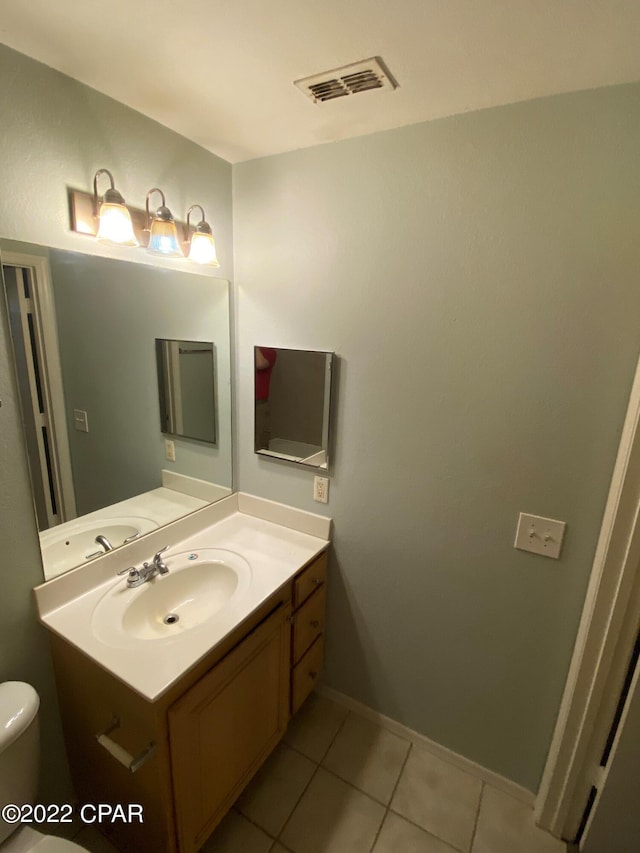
[92,548,252,646]
[40,516,158,576]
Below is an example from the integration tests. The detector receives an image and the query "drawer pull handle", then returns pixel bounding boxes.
[311,577,322,586]
[310,620,320,629]
[96,716,155,774]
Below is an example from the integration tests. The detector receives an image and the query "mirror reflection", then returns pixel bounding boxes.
[0,240,232,579]
[254,346,334,469]
[156,339,216,444]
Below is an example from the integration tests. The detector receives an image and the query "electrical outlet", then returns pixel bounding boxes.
[313,476,329,504]
[514,512,566,559]
[165,439,176,462]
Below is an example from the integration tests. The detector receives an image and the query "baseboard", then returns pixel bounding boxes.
[315,684,536,808]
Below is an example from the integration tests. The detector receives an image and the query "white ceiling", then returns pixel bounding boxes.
[1,0,639,163]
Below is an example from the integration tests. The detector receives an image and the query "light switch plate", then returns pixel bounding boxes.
[73,409,89,432]
[515,512,566,559]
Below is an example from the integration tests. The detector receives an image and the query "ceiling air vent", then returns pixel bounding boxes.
[294,57,397,104]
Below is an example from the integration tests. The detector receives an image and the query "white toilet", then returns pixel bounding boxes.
[0,682,87,852]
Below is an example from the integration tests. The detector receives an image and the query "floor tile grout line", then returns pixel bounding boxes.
[318,707,351,764]
[381,736,487,853]
[320,690,534,803]
[319,762,396,807]
[282,698,350,766]
[238,694,483,853]
[283,739,320,763]
[367,812,386,853]
[275,761,322,844]
[380,802,478,852]
[277,706,427,851]
[366,740,414,852]
[383,808,470,853]
[276,708,350,845]
[232,805,279,844]
[318,710,413,806]
[319,711,414,796]
[270,839,296,853]
[468,781,485,853]
[249,694,497,853]
[377,734,478,853]
[233,742,317,843]
[387,739,413,807]
[285,722,413,807]
[383,804,476,853]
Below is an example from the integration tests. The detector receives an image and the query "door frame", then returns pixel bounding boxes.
[535,354,640,840]
[1,250,76,524]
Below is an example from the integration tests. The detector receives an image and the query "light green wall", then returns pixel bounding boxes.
[233,82,640,791]
[48,249,231,514]
[0,43,233,803]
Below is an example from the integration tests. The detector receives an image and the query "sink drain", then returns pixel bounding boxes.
[163,613,180,625]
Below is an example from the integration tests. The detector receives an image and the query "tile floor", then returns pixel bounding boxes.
[73,692,569,853]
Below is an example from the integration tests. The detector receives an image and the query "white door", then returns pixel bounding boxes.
[535,352,640,843]
[1,252,76,528]
[581,651,640,852]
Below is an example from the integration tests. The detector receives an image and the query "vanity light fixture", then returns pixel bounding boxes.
[145,188,183,257]
[70,173,214,265]
[93,169,138,246]
[185,205,220,267]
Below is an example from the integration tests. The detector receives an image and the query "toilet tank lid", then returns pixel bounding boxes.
[0,682,39,750]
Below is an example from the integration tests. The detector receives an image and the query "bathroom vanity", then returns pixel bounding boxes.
[34,495,330,853]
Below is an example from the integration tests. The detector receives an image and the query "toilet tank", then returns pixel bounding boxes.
[0,682,40,845]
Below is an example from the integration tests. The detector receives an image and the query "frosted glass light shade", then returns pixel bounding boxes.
[147,219,183,257]
[188,230,220,266]
[96,202,138,246]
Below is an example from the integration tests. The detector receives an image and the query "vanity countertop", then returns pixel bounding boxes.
[34,494,331,701]
[38,470,233,581]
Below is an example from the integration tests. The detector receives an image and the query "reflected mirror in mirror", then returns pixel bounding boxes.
[254,346,334,469]
[0,239,233,580]
[156,339,216,444]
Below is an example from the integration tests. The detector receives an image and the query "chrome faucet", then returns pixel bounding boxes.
[85,533,115,560]
[95,534,114,552]
[117,546,170,588]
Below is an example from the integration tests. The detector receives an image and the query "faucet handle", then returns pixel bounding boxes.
[117,566,139,577]
[153,546,170,575]
[153,546,169,564]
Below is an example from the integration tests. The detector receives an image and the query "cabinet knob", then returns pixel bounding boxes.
[309,671,318,680]
[310,620,320,629]
[311,577,322,586]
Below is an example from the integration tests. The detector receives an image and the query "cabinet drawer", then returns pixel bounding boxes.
[293,550,328,609]
[292,586,326,664]
[292,634,324,714]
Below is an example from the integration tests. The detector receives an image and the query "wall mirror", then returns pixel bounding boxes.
[156,339,216,444]
[254,346,334,469]
[0,239,232,580]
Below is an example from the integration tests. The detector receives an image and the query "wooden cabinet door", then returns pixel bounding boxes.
[169,603,291,853]
[49,634,176,853]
